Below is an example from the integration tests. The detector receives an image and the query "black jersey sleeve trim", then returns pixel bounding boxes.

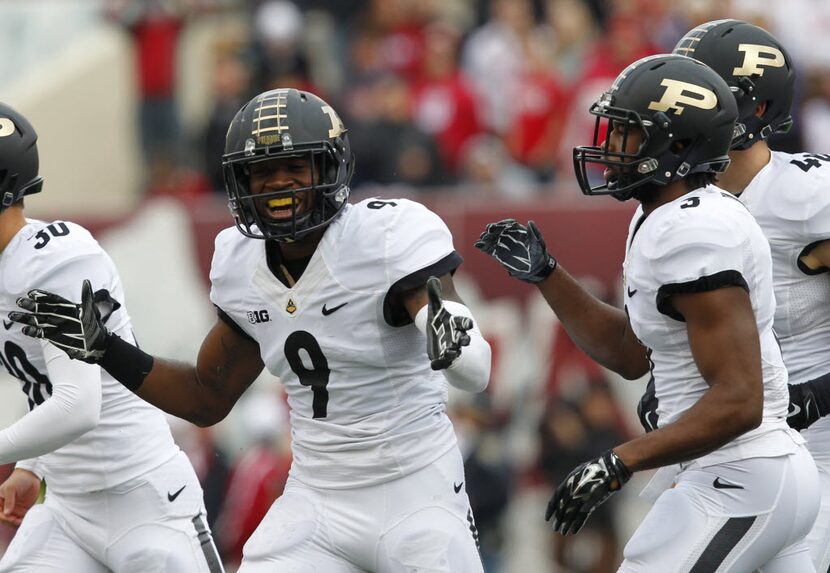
[656,270,749,322]
[797,240,830,275]
[383,251,463,327]
[215,306,256,343]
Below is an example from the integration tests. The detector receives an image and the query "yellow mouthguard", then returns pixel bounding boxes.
[267,197,294,208]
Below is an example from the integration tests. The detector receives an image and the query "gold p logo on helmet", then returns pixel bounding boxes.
[648,79,718,115]
[733,43,785,76]
[322,105,345,138]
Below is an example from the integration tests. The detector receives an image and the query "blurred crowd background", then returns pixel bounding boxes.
[0,0,825,571]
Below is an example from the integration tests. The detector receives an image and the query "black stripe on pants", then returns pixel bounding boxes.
[192,513,224,573]
[688,516,756,573]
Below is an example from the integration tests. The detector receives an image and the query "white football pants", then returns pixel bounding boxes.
[0,451,222,573]
[803,418,830,572]
[620,445,820,573]
[238,446,483,572]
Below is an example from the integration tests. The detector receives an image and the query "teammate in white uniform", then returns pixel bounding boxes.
[9,89,492,572]
[477,54,820,572]
[670,21,830,571]
[0,103,221,571]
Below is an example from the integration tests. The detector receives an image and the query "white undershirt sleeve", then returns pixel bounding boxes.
[14,457,44,480]
[0,342,102,464]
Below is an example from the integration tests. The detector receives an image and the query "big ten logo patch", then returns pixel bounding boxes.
[247,309,271,324]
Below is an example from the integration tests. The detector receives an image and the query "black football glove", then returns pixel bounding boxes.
[787,376,830,431]
[474,219,556,283]
[545,449,632,535]
[9,280,112,364]
[426,276,473,370]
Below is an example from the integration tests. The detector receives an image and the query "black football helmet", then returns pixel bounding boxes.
[222,89,354,241]
[674,19,795,150]
[0,103,43,212]
[573,54,738,201]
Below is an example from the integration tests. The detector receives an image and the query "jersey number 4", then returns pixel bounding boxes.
[285,331,330,418]
[790,153,830,172]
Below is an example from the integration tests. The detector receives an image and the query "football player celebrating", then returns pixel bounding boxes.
[11,89,491,572]
[667,19,830,571]
[0,103,222,572]
[476,55,820,571]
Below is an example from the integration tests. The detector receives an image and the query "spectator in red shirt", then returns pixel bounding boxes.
[504,40,570,182]
[411,21,482,175]
[105,0,191,170]
[214,392,291,567]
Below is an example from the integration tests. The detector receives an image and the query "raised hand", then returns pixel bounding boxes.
[426,277,473,370]
[9,279,110,363]
[474,219,557,283]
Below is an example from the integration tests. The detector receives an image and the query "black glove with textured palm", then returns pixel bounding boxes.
[9,279,110,363]
[474,219,556,283]
[426,276,473,370]
[545,449,632,535]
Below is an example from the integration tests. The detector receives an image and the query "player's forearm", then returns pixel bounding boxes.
[134,359,232,427]
[99,335,232,427]
[0,410,96,465]
[615,382,761,472]
[537,266,649,379]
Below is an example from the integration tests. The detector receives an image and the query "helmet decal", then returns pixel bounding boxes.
[252,90,290,146]
[648,79,718,115]
[322,106,345,138]
[732,44,786,76]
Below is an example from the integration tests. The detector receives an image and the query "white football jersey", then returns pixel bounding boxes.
[737,151,830,386]
[623,187,799,467]
[210,199,463,489]
[0,220,178,494]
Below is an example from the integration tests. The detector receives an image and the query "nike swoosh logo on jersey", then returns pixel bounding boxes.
[627,286,638,297]
[453,481,464,494]
[713,477,743,490]
[167,485,186,502]
[322,302,348,316]
[787,404,801,418]
[2,320,12,330]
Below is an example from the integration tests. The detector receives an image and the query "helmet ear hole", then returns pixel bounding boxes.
[670,140,689,154]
